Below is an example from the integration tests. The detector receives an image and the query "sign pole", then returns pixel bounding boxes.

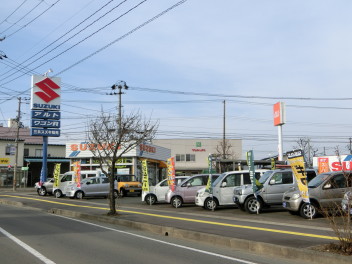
[40,136,48,184]
[273,102,286,161]
[30,74,61,187]
[278,125,283,161]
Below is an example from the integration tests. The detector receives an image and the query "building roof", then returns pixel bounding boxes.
[0,126,43,144]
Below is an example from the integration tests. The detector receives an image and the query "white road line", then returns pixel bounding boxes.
[0,226,56,264]
[56,215,259,264]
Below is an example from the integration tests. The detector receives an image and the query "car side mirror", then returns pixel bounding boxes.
[269,179,276,185]
[221,182,227,187]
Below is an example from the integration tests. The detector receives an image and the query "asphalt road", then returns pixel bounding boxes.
[0,204,308,264]
[0,190,338,249]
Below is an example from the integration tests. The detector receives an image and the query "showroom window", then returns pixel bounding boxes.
[186,154,195,161]
[176,154,195,162]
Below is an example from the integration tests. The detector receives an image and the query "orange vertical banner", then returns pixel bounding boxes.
[167,157,176,191]
[73,161,81,188]
[318,157,330,174]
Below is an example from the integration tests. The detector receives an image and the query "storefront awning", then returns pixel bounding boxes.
[24,158,70,163]
[143,158,168,168]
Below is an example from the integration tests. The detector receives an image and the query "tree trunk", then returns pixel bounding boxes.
[108,161,117,215]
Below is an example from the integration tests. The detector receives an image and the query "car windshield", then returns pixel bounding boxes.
[308,173,330,188]
[117,175,136,182]
[258,170,273,184]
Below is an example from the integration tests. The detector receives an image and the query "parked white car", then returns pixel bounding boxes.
[143,176,190,205]
[195,170,268,210]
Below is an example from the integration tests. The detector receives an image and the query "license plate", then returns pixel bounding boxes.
[282,201,287,208]
[130,189,134,192]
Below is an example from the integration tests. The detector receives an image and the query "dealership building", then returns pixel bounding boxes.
[65,142,170,185]
[152,138,242,175]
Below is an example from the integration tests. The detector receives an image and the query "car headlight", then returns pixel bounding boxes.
[291,193,301,200]
[197,191,204,197]
[124,184,129,188]
[234,189,243,195]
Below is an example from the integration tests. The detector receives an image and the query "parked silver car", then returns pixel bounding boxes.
[341,191,352,215]
[35,178,54,196]
[233,169,317,214]
[165,174,220,208]
[283,171,352,218]
[65,176,117,199]
[195,170,268,210]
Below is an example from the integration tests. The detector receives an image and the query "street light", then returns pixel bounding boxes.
[109,81,128,132]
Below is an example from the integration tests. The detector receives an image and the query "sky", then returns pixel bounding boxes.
[0,0,352,159]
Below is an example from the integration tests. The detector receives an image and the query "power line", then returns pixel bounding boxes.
[0,0,147,86]
[0,0,29,27]
[6,0,62,39]
[0,0,125,79]
[0,0,45,35]
[129,86,352,101]
[55,0,188,76]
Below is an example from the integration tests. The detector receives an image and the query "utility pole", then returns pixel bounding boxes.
[110,81,128,133]
[307,139,311,168]
[223,100,226,160]
[13,97,21,191]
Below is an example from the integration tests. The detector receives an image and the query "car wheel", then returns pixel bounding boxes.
[204,197,218,210]
[37,187,47,196]
[171,196,183,208]
[299,202,318,219]
[245,196,262,214]
[145,194,157,205]
[75,191,84,199]
[54,190,62,198]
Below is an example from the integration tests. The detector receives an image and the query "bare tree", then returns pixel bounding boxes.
[215,139,236,172]
[293,137,318,168]
[87,111,158,215]
[318,146,352,255]
[346,138,352,155]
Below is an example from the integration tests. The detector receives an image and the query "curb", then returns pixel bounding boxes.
[49,208,351,264]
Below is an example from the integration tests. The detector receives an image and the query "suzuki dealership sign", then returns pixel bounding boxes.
[30,75,61,137]
[313,155,352,173]
[31,76,61,110]
[66,142,171,161]
[273,102,286,126]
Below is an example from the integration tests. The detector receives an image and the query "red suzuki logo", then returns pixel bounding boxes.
[34,78,60,103]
